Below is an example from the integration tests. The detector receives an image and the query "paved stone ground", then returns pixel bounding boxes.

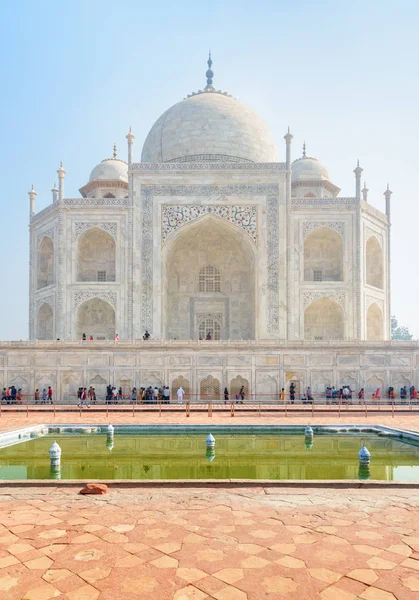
[0,411,419,599]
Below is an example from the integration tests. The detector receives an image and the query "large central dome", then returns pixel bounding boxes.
[141,89,278,163]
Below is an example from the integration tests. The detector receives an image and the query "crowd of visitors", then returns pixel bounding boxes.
[286,383,418,404]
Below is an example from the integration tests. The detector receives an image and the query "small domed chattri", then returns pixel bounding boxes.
[205,51,214,89]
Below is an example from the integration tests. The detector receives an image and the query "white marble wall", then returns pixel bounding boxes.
[0,341,416,401]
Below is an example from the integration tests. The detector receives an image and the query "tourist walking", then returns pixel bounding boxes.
[358,388,364,403]
[131,387,137,403]
[375,387,381,402]
[78,388,89,408]
[162,386,170,404]
[289,383,296,404]
[47,386,53,404]
[224,387,229,405]
[281,388,285,403]
[42,389,47,404]
[34,389,39,404]
[177,386,184,405]
[239,385,245,404]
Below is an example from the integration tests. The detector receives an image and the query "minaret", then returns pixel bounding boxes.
[126,126,135,169]
[384,184,392,340]
[28,184,36,219]
[384,183,392,220]
[57,161,66,202]
[51,182,58,203]
[361,181,369,202]
[354,159,363,200]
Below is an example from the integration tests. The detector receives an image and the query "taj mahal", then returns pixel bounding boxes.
[2,56,416,400]
[29,56,390,344]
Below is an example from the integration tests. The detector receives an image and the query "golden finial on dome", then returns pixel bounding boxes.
[113,144,117,159]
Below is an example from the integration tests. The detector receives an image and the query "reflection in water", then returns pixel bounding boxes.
[1,433,419,481]
[106,433,114,452]
[358,463,371,480]
[49,464,61,480]
[206,447,215,462]
[305,436,313,450]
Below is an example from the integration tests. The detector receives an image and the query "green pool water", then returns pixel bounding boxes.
[1,433,419,481]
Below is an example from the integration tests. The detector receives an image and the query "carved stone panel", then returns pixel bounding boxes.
[162,205,257,244]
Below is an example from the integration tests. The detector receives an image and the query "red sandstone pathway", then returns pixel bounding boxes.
[0,412,418,598]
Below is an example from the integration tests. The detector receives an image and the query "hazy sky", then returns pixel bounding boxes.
[0,0,418,339]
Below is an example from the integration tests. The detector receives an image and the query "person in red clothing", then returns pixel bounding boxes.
[47,386,53,404]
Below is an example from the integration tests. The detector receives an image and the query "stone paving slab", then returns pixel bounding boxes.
[0,487,418,599]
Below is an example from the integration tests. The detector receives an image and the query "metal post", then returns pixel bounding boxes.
[159,398,162,418]
[208,401,212,417]
[106,394,109,419]
[338,395,341,418]
[312,396,314,419]
[54,397,56,418]
[392,398,395,418]
[230,401,234,417]
[26,393,29,418]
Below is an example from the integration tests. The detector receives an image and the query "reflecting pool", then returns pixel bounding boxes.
[1,432,419,481]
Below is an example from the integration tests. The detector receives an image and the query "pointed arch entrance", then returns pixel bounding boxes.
[163,215,256,340]
[76,298,115,340]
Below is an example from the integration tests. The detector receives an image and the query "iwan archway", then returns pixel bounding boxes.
[162,215,256,340]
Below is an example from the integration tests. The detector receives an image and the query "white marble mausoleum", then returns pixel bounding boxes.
[28,56,391,345]
[11,57,416,400]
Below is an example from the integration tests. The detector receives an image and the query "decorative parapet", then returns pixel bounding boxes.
[292,197,358,207]
[162,205,257,244]
[64,197,130,207]
[133,161,286,172]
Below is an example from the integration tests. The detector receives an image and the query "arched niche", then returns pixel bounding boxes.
[37,237,54,289]
[37,302,54,340]
[304,297,344,340]
[77,227,116,282]
[163,216,256,340]
[257,375,278,400]
[366,236,384,289]
[367,303,383,341]
[230,376,249,399]
[200,375,220,400]
[171,375,190,399]
[304,227,343,282]
[76,298,115,340]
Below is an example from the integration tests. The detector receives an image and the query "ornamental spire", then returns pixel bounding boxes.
[302,142,307,158]
[205,50,214,90]
[113,143,117,159]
